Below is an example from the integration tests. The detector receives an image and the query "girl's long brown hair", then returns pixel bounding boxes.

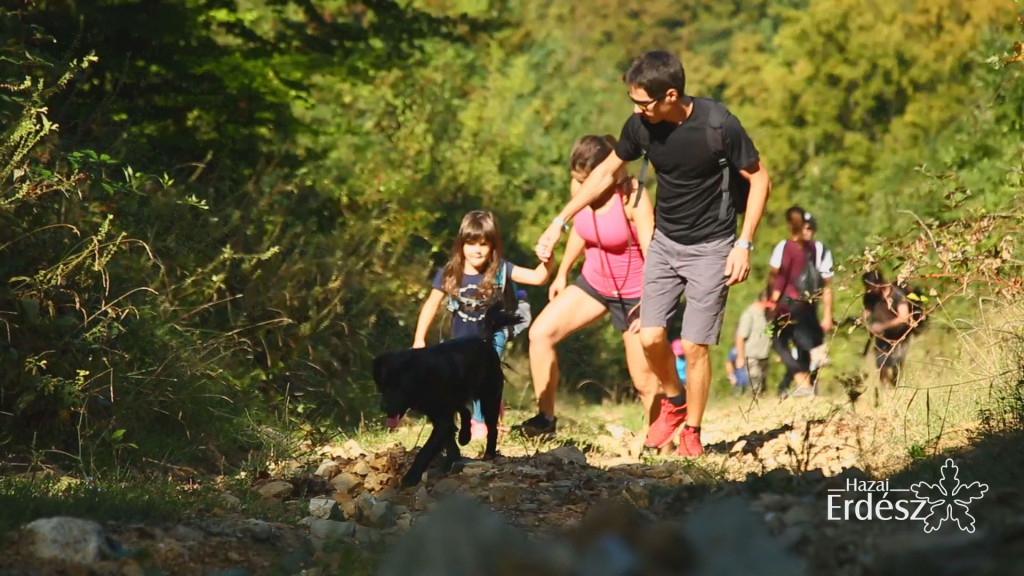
[441,210,504,301]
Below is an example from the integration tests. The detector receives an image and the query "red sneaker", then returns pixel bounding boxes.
[675,426,704,457]
[644,398,687,448]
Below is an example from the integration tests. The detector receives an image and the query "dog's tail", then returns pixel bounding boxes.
[481,302,521,340]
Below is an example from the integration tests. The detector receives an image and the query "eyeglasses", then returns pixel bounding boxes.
[629,92,665,111]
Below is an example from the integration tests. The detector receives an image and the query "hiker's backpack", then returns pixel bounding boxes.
[896,284,929,335]
[793,244,825,299]
[705,100,750,219]
[634,99,750,219]
[445,261,531,339]
[512,289,532,339]
[495,264,532,338]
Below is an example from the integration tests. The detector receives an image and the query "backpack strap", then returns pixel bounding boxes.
[633,149,649,208]
[447,262,506,314]
[705,100,732,220]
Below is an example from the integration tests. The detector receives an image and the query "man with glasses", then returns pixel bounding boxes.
[534,50,770,456]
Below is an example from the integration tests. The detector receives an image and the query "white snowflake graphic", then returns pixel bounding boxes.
[910,458,988,533]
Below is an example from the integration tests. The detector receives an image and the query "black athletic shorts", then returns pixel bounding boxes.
[574,275,640,332]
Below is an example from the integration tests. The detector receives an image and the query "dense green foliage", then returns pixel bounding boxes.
[1,0,1021,471]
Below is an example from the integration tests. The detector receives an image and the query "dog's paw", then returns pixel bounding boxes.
[481,451,501,462]
[400,471,422,488]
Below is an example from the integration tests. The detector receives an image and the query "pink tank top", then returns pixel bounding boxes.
[572,189,644,299]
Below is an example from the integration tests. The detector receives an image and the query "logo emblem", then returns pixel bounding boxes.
[910,458,988,533]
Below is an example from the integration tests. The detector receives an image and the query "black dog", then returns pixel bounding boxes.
[372,304,518,487]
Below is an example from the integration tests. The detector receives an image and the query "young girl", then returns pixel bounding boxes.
[409,210,552,438]
[517,134,662,438]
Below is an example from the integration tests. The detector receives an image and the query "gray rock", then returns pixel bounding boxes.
[167,524,205,543]
[354,525,383,545]
[683,498,806,576]
[315,459,341,478]
[354,492,377,520]
[452,460,492,475]
[306,519,356,544]
[376,497,569,576]
[875,530,991,576]
[544,446,587,466]
[309,496,343,520]
[413,486,434,510]
[489,484,521,506]
[432,478,461,495]
[368,500,395,528]
[24,517,118,565]
[239,519,274,541]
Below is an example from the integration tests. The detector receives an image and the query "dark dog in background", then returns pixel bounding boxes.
[372,304,519,487]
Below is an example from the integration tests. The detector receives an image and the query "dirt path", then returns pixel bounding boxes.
[4,394,1021,576]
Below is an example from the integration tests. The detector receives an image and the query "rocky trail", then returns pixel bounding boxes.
[3,395,1024,576]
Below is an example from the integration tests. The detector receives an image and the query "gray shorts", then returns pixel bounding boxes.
[640,230,733,345]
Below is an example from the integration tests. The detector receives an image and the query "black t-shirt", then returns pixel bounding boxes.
[614,98,760,245]
[432,260,514,340]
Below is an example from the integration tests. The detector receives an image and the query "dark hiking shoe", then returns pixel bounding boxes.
[516,413,557,437]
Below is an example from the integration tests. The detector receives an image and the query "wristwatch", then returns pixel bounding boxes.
[553,216,569,232]
[735,239,754,251]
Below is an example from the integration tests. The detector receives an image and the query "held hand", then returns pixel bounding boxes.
[869,322,883,336]
[548,275,567,301]
[724,246,751,286]
[535,224,563,263]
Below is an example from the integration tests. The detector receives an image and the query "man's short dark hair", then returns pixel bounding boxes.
[785,205,805,221]
[623,51,686,97]
[785,205,806,232]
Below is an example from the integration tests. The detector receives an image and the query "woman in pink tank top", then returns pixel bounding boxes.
[515,135,661,438]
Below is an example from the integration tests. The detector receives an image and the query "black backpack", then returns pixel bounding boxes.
[793,244,824,299]
[705,100,750,218]
[634,99,750,219]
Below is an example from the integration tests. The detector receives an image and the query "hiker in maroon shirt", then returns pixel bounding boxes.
[770,213,824,397]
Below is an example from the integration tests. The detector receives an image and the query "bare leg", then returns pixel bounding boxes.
[680,340,710,427]
[638,327,685,398]
[528,285,606,417]
[623,330,661,425]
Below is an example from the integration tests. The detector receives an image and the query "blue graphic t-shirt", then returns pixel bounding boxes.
[432,260,514,339]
